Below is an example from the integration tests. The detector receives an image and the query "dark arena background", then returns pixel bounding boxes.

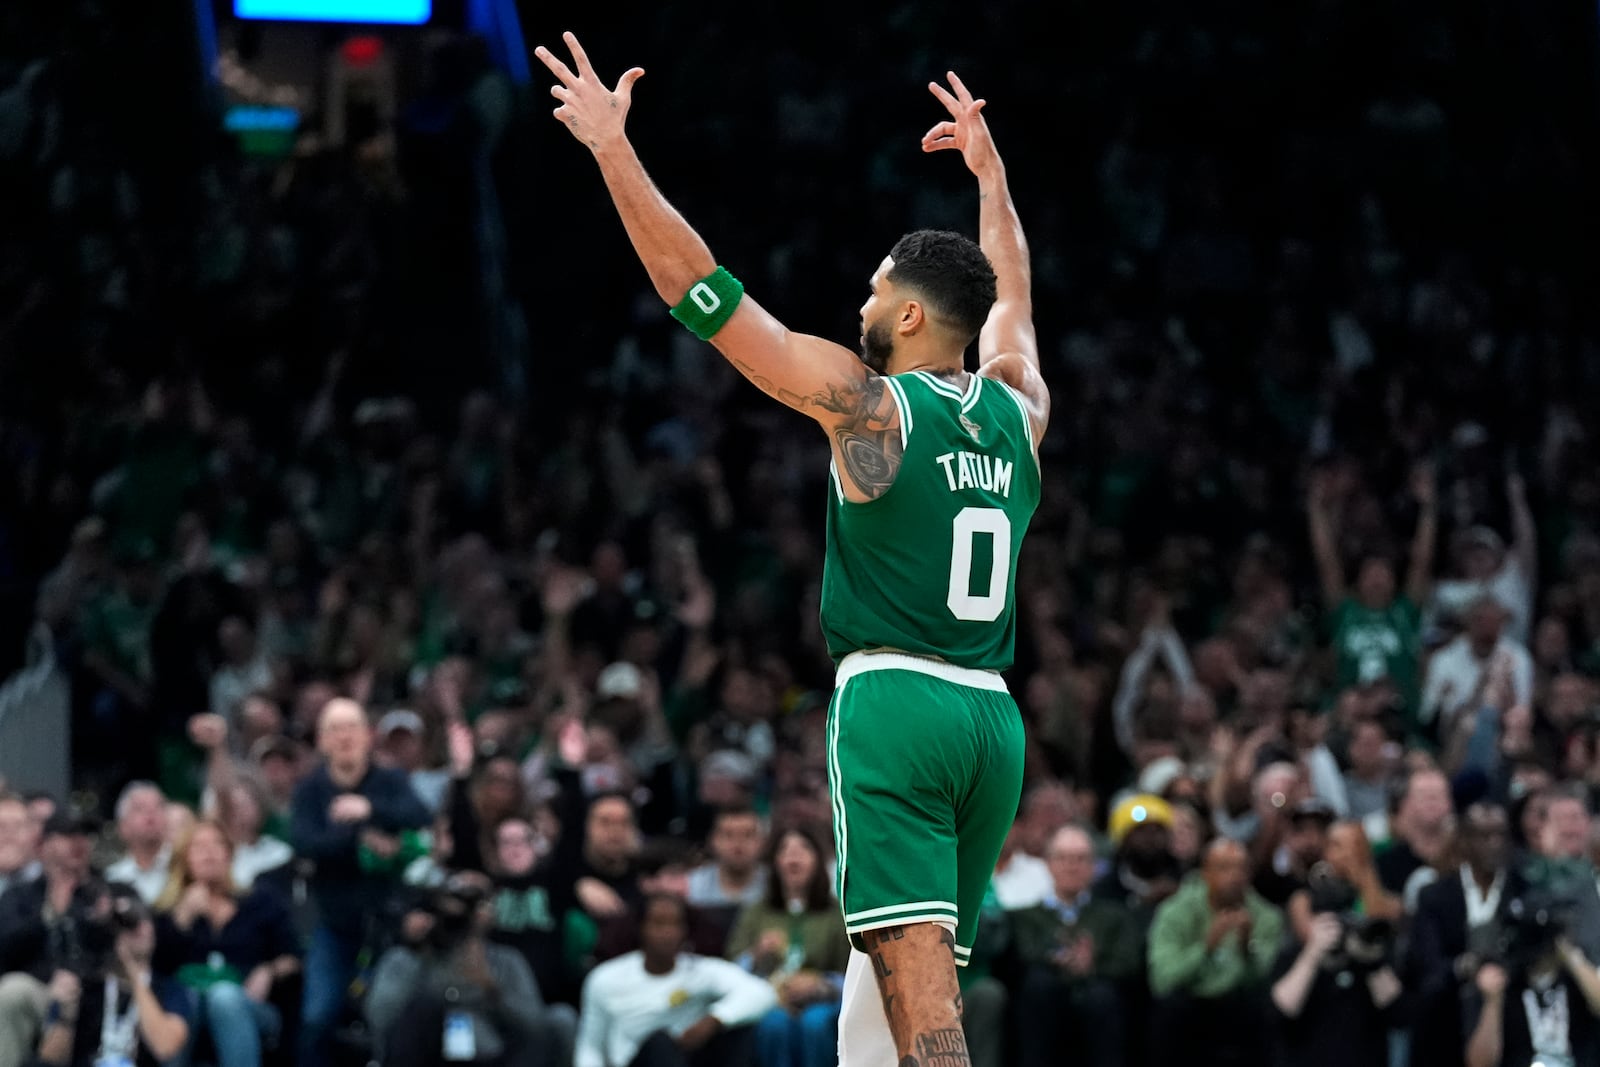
[1,2,1600,1066]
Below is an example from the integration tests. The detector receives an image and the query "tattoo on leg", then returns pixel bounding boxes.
[900,1059,919,1067]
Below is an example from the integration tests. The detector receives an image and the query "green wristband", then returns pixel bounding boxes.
[670,267,744,341]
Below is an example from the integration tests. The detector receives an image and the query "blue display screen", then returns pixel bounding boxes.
[233,0,431,23]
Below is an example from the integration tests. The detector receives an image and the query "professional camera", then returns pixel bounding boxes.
[1306,862,1395,971]
[67,883,149,977]
[423,872,492,954]
[1483,887,1578,977]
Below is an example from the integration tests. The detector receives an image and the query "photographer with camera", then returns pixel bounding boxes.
[365,871,568,1067]
[1465,903,1600,1067]
[31,884,189,1067]
[1271,861,1408,1067]
[0,811,113,1067]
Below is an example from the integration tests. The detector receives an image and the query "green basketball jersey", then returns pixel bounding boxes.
[821,370,1041,671]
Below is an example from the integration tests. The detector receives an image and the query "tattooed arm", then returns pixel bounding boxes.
[535,34,892,496]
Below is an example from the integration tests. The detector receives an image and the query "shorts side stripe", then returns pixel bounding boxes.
[827,686,848,906]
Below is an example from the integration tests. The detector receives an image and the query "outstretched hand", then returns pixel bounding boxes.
[922,71,999,177]
[535,31,644,151]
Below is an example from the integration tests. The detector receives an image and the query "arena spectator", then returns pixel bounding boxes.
[0,808,103,1067]
[1270,905,1408,1067]
[1408,801,1517,1067]
[1147,837,1285,1067]
[1375,765,1455,903]
[0,796,40,898]
[105,781,173,905]
[151,820,301,1067]
[726,827,846,1067]
[1254,796,1336,909]
[1011,824,1140,1067]
[365,871,569,1067]
[574,893,774,1067]
[685,808,766,910]
[1095,793,1181,923]
[375,708,452,815]
[1420,596,1535,742]
[290,697,430,1067]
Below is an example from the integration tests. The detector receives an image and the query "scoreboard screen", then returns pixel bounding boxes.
[232,0,431,23]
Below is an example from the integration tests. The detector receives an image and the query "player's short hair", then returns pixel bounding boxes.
[887,229,997,344]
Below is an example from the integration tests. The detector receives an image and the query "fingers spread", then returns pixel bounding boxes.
[947,70,973,104]
[928,80,959,113]
[535,46,578,86]
[563,31,597,78]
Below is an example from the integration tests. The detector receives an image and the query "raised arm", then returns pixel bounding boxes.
[923,73,1048,442]
[1405,461,1439,604]
[535,33,869,426]
[1306,468,1346,607]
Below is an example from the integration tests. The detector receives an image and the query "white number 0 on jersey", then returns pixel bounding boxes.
[946,506,1012,622]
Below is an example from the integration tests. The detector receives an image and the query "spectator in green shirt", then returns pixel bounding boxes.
[1308,462,1438,737]
[1147,837,1286,1067]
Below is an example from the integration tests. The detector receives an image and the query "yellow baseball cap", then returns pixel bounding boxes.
[1108,793,1174,847]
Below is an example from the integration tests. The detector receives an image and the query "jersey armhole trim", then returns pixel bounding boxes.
[883,375,913,449]
[996,379,1041,474]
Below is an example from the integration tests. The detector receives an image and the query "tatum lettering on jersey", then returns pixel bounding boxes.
[934,451,1014,497]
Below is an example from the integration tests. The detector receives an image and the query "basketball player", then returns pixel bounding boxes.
[536,33,1046,1067]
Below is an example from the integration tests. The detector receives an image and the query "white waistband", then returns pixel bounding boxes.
[835,650,1009,693]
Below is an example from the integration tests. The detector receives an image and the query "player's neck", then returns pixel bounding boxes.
[886,353,966,381]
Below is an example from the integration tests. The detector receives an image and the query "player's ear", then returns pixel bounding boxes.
[898,300,925,335]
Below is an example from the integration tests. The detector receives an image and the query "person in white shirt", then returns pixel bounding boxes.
[1419,595,1534,741]
[990,823,1053,910]
[209,615,278,723]
[104,781,173,905]
[576,893,777,1067]
[1429,472,1537,644]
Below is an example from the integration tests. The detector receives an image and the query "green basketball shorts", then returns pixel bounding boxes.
[825,650,1025,966]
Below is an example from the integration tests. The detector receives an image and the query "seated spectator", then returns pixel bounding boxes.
[1270,903,1408,1067]
[1254,797,1335,909]
[726,827,847,1067]
[152,819,301,1067]
[0,794,40,897]
[1147,837,1285,1067]
[106,781,174,905]
[685,807,767,909]
[366,871,570,1067]
[32,885,190,1067]
[0,808,103,1067]
[1011,824,1140,1067]
[1094,793,1181,924]
[216,779,293,894]
[290,697,430,1067]
[575,893,775,1067]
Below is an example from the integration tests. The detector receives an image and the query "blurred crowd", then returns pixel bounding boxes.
[4,1,1600,1066]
